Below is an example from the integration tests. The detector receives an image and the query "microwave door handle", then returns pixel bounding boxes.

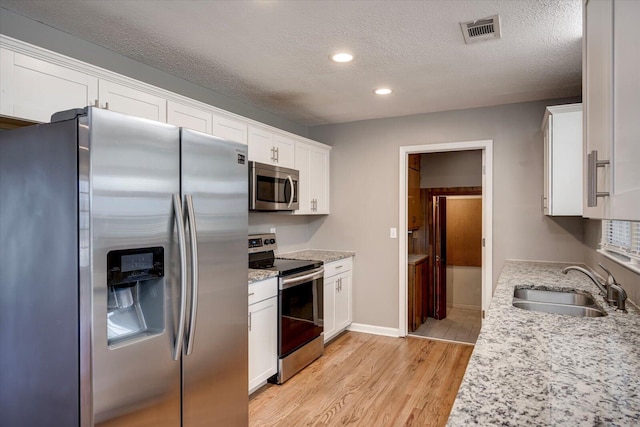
[287,175,295,208]
[172,194,188,361]
[185,194,198,356]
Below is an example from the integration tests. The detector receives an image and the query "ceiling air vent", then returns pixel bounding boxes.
[460,14,501,44]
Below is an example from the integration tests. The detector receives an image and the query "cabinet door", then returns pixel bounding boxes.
[310,147,330,214]
[213,114,247,145]
[248,296,277,393]
[167,100,212,134]
[98,80,167,122]
[294,142,313,214]
[248,126,276,165]
[323,276,337,343]
[610,0,640,220]
[0,49,97,123]
[335,272,352,332]
[273,134,295,168]
[583,0,612,219]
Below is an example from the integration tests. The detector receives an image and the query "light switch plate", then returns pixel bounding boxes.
[270,227,276,234]
[390,228,397,239]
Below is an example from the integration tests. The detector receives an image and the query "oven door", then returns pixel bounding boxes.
[278,267,324,357]
[249,162,299,211]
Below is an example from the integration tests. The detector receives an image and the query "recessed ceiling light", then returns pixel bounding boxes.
[374,88,392,95]
[330,52,354,63]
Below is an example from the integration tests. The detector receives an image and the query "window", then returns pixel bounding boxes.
[600,220,640,273]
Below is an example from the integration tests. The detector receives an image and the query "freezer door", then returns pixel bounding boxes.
[180,129,249,426]
[88,108,182,427]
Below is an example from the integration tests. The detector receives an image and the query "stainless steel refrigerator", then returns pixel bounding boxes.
[0,107,249,426]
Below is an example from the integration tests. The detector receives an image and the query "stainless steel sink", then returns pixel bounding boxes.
[512,301,606,317]
[512,287,606,317]
[513,288,596,306]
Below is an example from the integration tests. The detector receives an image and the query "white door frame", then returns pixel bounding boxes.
[398,140,493,337]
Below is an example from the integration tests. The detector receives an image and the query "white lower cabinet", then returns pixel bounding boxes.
[248,277,277,394]
[323,258,353,343]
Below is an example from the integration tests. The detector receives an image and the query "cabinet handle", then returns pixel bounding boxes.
[248,312,252,331]
[104,102,109,110]
[275,147,279,162]
[249,292,255,296]
[587,150,610,207]
[335,265,343,269]
[270,147,275,162]
[93,99,99,108]
[542,195,547,211]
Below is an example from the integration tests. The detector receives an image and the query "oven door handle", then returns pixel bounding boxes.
[280,268,324,290]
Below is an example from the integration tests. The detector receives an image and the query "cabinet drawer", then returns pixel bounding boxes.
[324,257,353,278]
[248,277,277,305]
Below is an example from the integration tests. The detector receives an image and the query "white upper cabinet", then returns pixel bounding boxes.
[583,0,640,221]
[294,140,330,215]
[98,80,167,122]
[167,101,247,144]
[212,114,248,145]
[167,99,213,134]
[0,48,97,122]
[541,104,583,216]
[248,126,295,169]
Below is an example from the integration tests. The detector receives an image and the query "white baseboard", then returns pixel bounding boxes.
[347,323,401,338]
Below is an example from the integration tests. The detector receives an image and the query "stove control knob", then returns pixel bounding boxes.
[269,239,276,244]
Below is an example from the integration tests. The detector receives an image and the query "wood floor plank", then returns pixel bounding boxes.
[249,332,473,427]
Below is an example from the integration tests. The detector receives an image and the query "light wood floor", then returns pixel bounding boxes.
[411,308,482,344]
[249,332,473,427]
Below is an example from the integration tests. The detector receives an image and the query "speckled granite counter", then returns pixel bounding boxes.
[277,249,355,264]
[447,260,640,427]
[248,269,278,284]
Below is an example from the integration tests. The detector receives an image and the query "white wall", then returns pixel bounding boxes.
[446,266,482,310]
[249,213,311,254]
[308,98,585,330]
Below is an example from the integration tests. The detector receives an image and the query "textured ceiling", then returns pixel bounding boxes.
[1,0,583,126]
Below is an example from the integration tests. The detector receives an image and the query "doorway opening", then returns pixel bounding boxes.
[398,141,493,341]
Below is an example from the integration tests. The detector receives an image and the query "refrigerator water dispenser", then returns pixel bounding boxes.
[106,247,165,347]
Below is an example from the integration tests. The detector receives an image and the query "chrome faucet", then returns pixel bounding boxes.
[609,283,628,313]
[562,264,628,312]
[598,263,628,312]
[562,266,607,296]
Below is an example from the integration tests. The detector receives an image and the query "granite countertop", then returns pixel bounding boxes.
[248,269,278,285]
[408,253,428,265]
[447,260,640,426]
[277,249,355,264]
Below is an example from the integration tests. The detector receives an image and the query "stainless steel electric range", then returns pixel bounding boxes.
[248,233,324,384]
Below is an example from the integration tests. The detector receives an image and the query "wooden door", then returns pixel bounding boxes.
[433,196,447,320]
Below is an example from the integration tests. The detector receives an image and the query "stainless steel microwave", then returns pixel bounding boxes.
[249,161,299,211]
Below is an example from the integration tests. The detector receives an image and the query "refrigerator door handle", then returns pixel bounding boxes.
[173,193,188,361]
[185,194,199,356]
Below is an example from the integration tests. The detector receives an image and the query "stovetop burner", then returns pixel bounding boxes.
[248,233,321,276]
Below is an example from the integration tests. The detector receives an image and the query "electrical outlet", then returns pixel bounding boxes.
[270,227,276,234]
[390,228,397,239]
